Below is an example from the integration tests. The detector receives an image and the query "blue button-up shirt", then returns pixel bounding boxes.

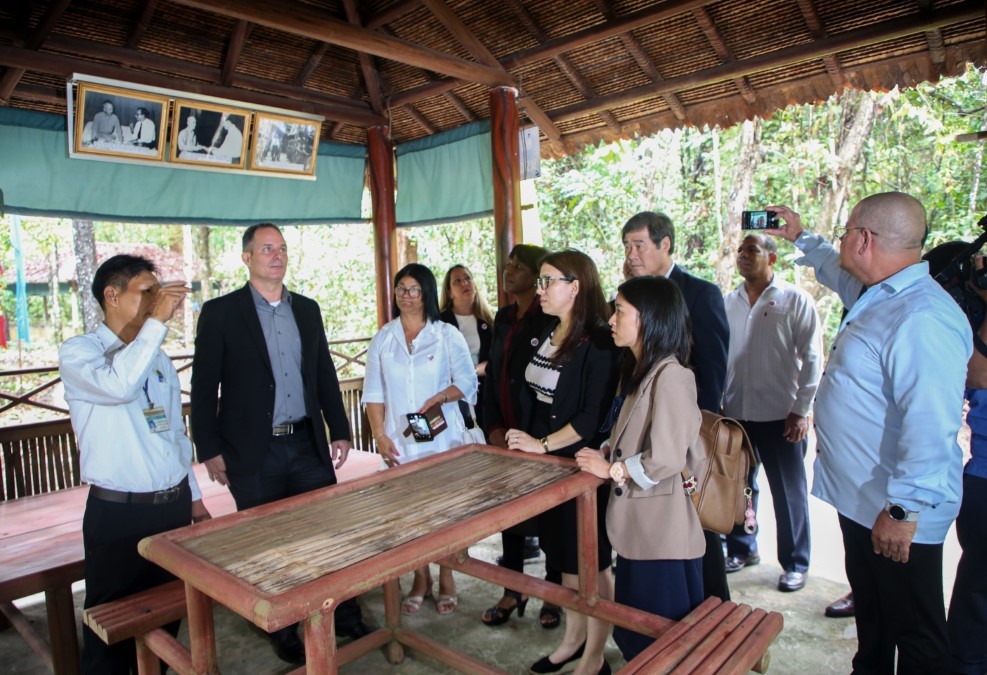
[795,231,971,544]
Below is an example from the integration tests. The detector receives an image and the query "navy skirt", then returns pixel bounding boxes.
[613,555,704,661]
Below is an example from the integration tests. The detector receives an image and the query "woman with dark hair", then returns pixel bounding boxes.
[507,249,619,675]
[440,264,494,432]
[363,263,478,616]
[576,275,706,662]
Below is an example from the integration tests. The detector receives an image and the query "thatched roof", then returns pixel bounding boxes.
[0,0,983,158]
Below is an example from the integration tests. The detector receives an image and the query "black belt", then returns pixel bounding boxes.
[272,418,310,436]
[89,475,188,505]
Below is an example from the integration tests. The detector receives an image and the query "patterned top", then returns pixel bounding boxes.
[525,336,561,404]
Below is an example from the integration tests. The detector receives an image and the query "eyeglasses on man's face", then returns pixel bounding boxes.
[535,275,575,291]
[395,285,423,298]
[834,225,878,240]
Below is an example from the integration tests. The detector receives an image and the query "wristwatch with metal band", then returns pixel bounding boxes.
[884,502,919,522]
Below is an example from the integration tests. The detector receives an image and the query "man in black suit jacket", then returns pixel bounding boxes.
[190,223,366,663]
[621,211,731,601]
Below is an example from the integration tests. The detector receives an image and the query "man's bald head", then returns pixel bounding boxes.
[852,192,928,251]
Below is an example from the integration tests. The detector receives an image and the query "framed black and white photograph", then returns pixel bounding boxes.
[169,100,250,169]
[250,112,320,176]
[73,82,169,161]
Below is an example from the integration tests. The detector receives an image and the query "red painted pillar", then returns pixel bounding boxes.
[368,125,397,328]
[489,87,523,308]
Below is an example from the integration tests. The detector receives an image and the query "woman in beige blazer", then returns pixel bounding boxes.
[576,275,706,661]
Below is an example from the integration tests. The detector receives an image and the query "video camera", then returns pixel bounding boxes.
[928,214,987,336]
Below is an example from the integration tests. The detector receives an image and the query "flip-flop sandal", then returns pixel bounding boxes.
[401,590,432,615]
[435,594,458,615]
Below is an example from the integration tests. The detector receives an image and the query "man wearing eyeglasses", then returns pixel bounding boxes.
[190,223,368,663]
[766,193,971,674]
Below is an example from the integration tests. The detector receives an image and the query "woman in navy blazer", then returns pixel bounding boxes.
[507,249,619,675]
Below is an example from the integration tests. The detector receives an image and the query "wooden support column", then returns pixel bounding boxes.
[368,125,397,327]
[489,86,522,307]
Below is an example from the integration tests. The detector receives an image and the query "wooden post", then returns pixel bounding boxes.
[489,86,522,307]
[184,584,219,674]
[368,124,397,328]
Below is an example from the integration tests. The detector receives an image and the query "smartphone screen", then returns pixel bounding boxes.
[741,210,777,230]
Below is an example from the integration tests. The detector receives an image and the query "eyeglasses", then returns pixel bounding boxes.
[535,275,575,290]
[834,226,878,240]
[395,285,422,298]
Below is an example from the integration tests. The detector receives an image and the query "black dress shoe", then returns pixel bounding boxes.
[523,536,541,560]
[724,553,761,573]
[272,632,305,665]
[530,641,585,673]
[778,571,806,592]
[338,620,372,639]
[825,591,855,618]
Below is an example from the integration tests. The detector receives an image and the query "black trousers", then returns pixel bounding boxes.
[947,473,987,675]
[226,424,363,639]
[82,488,192,674]
[726,419,811,573]
[839,514,950,674]
[701,530,729,601]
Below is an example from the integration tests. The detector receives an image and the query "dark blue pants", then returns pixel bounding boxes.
[840,515,949,674]
[725,419,810,573]
[613,556,704,661]
[948,473,987,675]
[226,424,362,638]
[82,488,191,674]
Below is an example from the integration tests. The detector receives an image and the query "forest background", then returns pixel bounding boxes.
[1,65,985,399]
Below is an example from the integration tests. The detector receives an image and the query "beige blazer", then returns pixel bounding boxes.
[605,357,706,561]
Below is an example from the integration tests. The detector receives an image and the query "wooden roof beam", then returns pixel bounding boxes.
[419,0,563,143]
[169,0,513,87]
[442,91,475,122]
[795,0,846,89]
[917,0,947,72]
[504,0,620,135]
[691,6,757,105]
[0,44,384,126]
[343,0,384,114]
[365,0,422,30]
[221,20,252,87]
[294,43,329,87]
[548,1,982,123]
[126,0,161,50]
[404,105,436,134]
[0,0,72,105]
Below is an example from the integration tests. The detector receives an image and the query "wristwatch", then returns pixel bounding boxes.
[884,502,919,522]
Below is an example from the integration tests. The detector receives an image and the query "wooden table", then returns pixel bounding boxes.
[139,445,686,674]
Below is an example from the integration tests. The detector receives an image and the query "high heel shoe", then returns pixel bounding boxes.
[481,590,528,626]
[529,641,585,674]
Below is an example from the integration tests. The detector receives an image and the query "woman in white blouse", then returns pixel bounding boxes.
[363,263,478,616]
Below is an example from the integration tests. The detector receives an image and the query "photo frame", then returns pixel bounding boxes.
[250,112,321,176]
[169,100,250,169]
[73,82,169,162]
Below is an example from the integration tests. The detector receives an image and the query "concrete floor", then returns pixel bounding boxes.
[4,532,860,675]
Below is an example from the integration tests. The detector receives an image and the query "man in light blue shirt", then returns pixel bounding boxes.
[766,192,971,674]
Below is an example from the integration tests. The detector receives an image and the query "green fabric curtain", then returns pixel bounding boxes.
[0,108,366,225]
[395,120,492,227]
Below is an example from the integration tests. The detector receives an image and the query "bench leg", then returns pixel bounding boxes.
[383,579,404,664]
[185,585,218,674]
[46,585,81,675]
[753,649,771,673]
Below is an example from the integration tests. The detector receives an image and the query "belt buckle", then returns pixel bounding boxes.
[272,423,292,437]
[153,486,180,504]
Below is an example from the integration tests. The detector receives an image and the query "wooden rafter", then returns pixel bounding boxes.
[0,0,72,105]
[504,0,620,134]
[169,0,513,87]
[691,6,757,104]
[419,0,563,143]
[916,0,947,72]
[365,0,423,31]
[126,0,161,50]
[221,20,252,87]
[342,0,384,114]
[294,43,329,87]
[795,0,846,88]
[442,91,475,122]
[404,105,436,134]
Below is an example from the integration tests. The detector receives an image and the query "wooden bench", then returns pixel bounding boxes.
[621,597,783,674]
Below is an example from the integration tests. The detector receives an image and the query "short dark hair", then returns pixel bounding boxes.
[742,232,778,255]
[509,244,548,274]
[135,107,149,117]
[92,255,157,312]
[615,275,691,393]
[622,211,676,254]
[393,263,441,322]
[242,223,282,252]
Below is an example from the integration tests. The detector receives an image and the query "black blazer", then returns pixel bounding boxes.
[440,307,492,429]
[190,284,351,475]
[669,265,729,412]
[516,322,620,458]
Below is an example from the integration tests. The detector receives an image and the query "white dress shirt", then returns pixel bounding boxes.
[363,318,478,463]
[59,319,201,499]
[722,275,823,421]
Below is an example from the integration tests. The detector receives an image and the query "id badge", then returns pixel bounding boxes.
[143,406,170,433]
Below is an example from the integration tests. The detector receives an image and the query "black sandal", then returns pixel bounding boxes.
[539,602,562,630]
[481,590,528,626]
